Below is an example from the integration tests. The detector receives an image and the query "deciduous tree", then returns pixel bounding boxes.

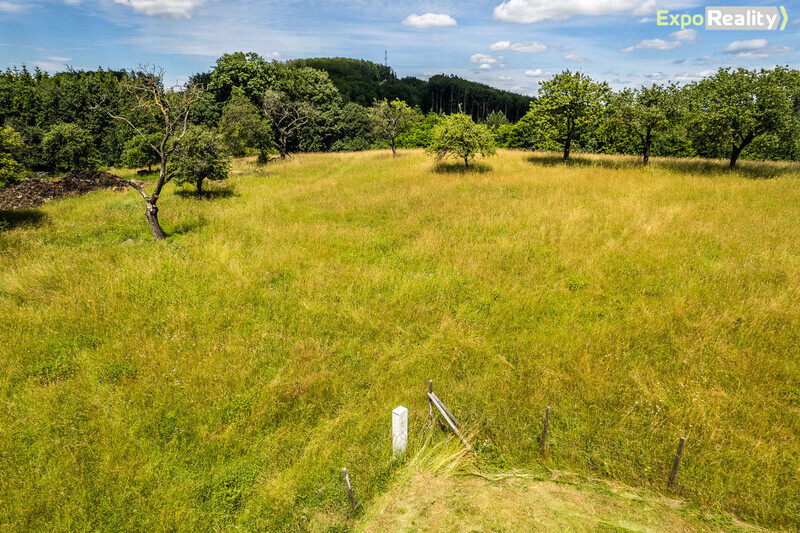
[535,70,608,161]
[370,98,421,157]
[262,89,317,160]
[100,65,203,240]
[0,125,24,188]
[612,83,680,164]
[171,126,231,195]
[426,110,496,168]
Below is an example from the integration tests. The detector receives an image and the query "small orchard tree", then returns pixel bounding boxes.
[688,67,800,168]
[262,89,317,160]
[612,83,680,164]
[171,126,231,195]
[41,123,94,172]
[485,110,510,130]
[370,98,421,156]
[426,111,496,168]
[100,65,203,240]
[219,91,271,159]
[536,70,609,160]
[0,125,25,188]
[121,132,161,172]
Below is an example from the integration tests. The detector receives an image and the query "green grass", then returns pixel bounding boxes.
[1,150,799,531]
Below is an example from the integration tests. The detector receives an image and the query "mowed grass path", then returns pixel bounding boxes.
[1,150,799,531]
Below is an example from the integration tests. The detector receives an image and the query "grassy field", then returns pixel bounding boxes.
[1,149,799,531]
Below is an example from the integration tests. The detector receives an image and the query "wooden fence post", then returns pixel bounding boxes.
[540,406,551,452]
[342,467,357,509]
[668,437,686,487]
[428,380,433,420]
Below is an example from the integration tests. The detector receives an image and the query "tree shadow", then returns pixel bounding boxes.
[433,162,492,174]
[0,209,46,231]
[174,184,238,200]
[168,215,208,236]
[526,153,799,180]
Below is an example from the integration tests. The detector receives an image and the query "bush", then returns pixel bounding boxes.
[0,125,25,188]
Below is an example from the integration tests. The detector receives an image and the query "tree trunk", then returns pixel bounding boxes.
[643,128,652,165]
[730,132,755,168]
[464,157,469,168]
[196,177,204,195]
[563,134,571,161]
[391,139,397,157]
[280,136,287,160]
[145,201,166,240]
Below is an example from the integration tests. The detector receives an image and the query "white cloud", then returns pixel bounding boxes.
[622,38,682,52]
[525,68,544,76]
[510,41,546,54]
[113,0,211,18]
[0,1,30,13]
[671,29,697,42]
[47,56,72,62]
[401,13,457,29]
[564,53,586,62]
[470,53,506,66]
[493,0,656,23]
[489,41,511,51]
[723,39,791,59]
[479,63,492,70]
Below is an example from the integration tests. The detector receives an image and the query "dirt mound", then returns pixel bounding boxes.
[0,169,130,210]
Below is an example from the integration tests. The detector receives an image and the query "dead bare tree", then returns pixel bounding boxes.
[262,89,317,160]
[100,65,203,240]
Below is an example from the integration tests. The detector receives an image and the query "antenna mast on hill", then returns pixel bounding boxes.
[385,50,388,67]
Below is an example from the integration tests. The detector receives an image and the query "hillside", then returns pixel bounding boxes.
[1,150,799,531]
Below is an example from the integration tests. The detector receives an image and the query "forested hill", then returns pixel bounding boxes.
[289,57,532,122]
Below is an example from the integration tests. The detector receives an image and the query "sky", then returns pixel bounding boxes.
[0,0,798,95]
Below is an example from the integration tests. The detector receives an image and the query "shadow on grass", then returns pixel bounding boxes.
[0,209,46,231]
[169,214,208,237]
[433,162,492,174]
[526,154,799,180]
[174,184,238,200]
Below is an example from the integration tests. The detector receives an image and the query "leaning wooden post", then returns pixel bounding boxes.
[668,437,686,487]
[342,467,357,509]
[428,380,433,420]
[540,406,551,453]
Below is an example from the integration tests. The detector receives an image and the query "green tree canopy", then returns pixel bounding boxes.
[370,98,422,156]
[0,125,25,188]
[171,125,232,195]
[121,132,161,172]
[41,122,94,172]
[687,66,800,167]
[535,70,609,160]
[219,92,271,159]
[611,83,680,164]
[426,110,496,168]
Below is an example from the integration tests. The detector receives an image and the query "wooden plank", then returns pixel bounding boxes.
[428,392,471,449]
[668,437,686,487]
[428,380,433,420]
[430,391,460,427]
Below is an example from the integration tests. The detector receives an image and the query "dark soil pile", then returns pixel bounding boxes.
[0,170,130,210]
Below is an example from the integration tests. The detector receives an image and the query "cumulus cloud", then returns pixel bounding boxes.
[510,41,546,54]
[401,13,457,29]
[671,29,697,42]
[564,53,586,62]
[493,0,656,23]
[621,38,682,52]
[723,39,791,59]
[113,0,211,18]
[0,1,31,13]
[489,41,511,51]
[525,68,544,76]
[470,53,502,64]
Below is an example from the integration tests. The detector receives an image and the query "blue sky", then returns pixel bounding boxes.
[1,0,798,95]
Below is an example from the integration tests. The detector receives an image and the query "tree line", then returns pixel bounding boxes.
[2,54,800,193]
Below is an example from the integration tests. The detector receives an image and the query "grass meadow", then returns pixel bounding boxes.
[1,150,799,531]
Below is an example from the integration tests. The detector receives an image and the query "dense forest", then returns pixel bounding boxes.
[1,52,799,186]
